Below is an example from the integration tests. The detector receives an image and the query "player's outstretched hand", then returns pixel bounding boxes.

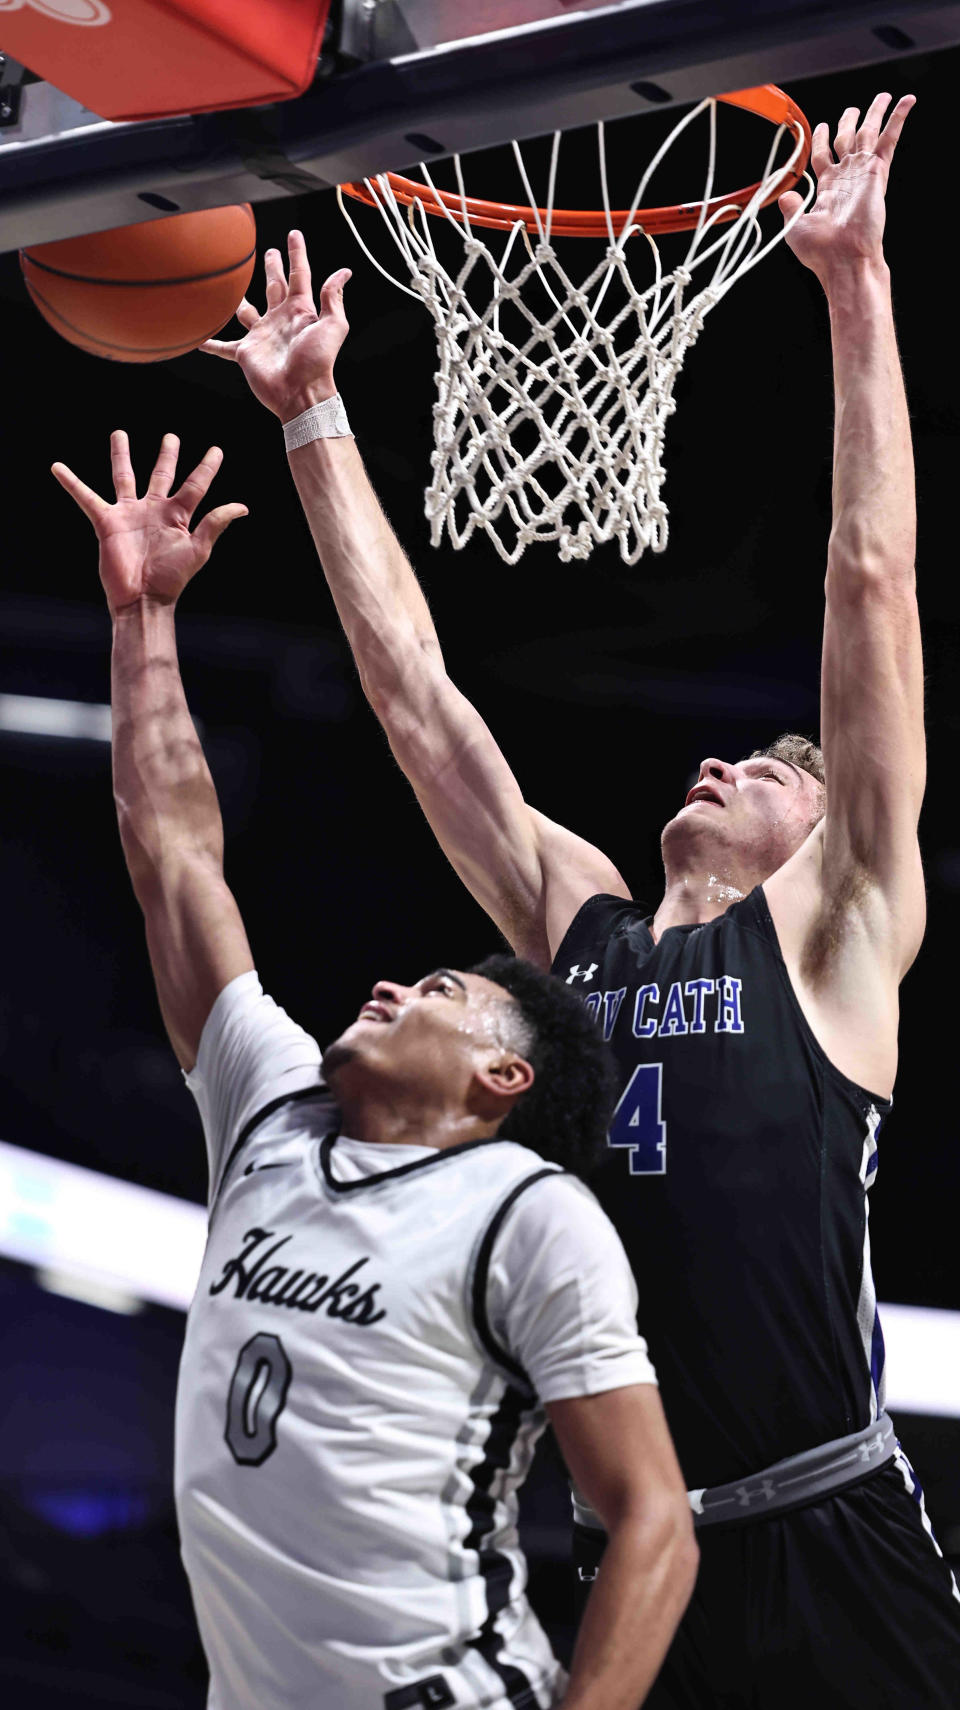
[51,432,248,618]
[200,229,350,421]
[779,92,915,281]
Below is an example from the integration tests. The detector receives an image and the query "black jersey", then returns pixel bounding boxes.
[552,886,892,1490]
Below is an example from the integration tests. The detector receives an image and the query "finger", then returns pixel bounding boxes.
[856,90,892,151]
[875,93,916,167]
[235,296,260,329]
[110,428,137,500]
[191,503,249,560]
[50,460,109,525]
[170,444,224,518]
[199,336,241,359]
[778,190,805,225]
[286,229,314,301]
[146,431,180,499]
[833,106,860,157]
[318,267,352,319]
[263,246,288,310]
[809,121,833,179]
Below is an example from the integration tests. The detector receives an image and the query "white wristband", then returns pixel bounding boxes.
[283,393,352,450]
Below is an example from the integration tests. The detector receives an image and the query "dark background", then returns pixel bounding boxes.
[2,35,959,1708]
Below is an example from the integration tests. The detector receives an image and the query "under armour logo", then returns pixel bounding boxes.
[0,0,112,24]
[858,1432,886,1463]
[736,1478,776,1507]
[566,963,598,984]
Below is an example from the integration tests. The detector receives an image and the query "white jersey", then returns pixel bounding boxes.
[175,972,656,1710]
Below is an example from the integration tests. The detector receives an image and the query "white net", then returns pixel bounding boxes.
[338,98,812,565]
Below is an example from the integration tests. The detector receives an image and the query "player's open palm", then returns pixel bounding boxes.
[51,431,247,617]
[780,92,914,278]
[200,229,351,418]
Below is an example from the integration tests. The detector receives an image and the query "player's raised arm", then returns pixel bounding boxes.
[775,94,925,980]
[201,236,629,967]
[51,432,253,1070]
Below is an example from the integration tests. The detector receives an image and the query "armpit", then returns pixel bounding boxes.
[799,859,876,988]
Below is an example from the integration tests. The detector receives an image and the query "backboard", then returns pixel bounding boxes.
[1,0,959,252]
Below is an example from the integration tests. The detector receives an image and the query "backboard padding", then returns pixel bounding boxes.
[2,0,959,252]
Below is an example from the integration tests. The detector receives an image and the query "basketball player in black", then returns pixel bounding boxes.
[203,91,960,1707]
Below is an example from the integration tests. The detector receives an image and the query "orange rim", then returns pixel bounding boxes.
[341,85,811,238]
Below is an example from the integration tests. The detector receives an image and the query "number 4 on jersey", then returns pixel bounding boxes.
[608,1063,667,1175]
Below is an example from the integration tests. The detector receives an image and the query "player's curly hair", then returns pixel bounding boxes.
[470,953,617,1179]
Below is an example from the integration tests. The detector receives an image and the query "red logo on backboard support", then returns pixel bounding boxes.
[0,0,112,23]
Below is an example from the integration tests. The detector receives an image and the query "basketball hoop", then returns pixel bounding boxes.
[339,86,813,565]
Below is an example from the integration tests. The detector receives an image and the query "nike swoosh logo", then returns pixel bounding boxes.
[243,1161,291,1176]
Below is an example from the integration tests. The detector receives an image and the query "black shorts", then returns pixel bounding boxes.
[573,1457,960,1709]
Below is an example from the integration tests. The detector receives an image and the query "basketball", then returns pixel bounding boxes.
[19,205,257,364]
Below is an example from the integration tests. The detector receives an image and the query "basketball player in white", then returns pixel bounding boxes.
[198,88,960,1702]
[50,436,697,1709]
